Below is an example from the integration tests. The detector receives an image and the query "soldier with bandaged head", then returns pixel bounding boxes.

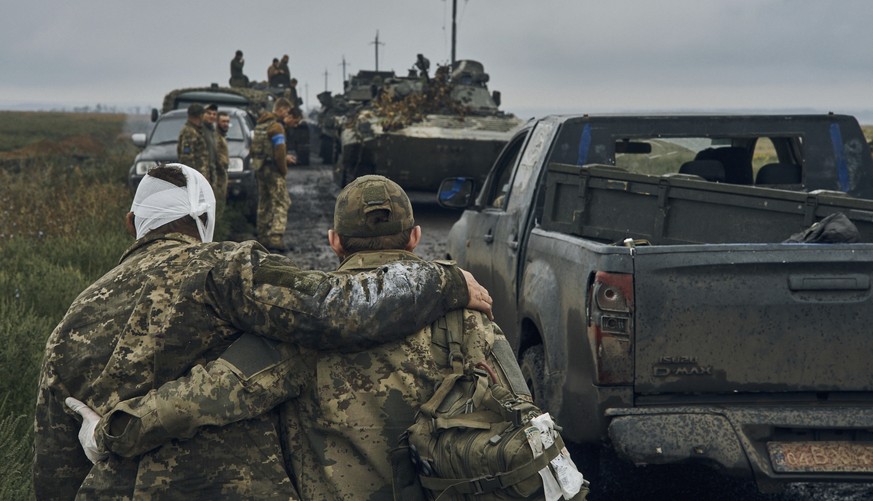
[53,176,552,500]
[33,165,493,499]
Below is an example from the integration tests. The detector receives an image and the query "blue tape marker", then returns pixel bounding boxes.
[829,123,849,192]
[271,134,286,146]
[577,124,592,166]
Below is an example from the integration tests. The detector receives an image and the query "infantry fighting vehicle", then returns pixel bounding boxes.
[316,70,396,164]
[334,58,523,193]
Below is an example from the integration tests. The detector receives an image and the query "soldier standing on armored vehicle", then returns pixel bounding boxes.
[177,104,209,180]
[267,58,284,88]
[251,98,293,252]
[277,54,292,88]
[229,50,249,88]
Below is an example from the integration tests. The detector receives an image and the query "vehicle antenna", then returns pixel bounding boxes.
[370,30,385,71]
[451,0,457,66]
[339,55,349,89]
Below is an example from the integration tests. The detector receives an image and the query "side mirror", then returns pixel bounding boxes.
[131,133,147,148]
[437,177,476,209]
[150,108,159,122]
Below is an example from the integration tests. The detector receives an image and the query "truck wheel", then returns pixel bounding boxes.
[520,345,546,406]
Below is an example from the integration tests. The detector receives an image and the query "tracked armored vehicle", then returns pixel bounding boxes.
[335,59,522,192]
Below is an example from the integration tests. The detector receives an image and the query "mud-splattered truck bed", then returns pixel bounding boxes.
[438,113,873,492]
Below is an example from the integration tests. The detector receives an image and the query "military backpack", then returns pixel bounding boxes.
[391,310,589,501]
[250,121,274,171]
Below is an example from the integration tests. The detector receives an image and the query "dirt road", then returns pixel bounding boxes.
[280,160,459,270]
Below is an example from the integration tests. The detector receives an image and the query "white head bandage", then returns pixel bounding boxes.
[131,163,216,242]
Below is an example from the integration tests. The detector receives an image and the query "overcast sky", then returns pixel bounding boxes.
[2,0,873,120]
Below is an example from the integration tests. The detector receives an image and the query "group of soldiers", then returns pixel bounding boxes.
[230,49,302,109]
[30,157,520,498]
[177,95,304,251]
[29,48,588,500]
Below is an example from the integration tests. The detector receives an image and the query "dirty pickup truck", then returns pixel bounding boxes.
[438,113,873,491]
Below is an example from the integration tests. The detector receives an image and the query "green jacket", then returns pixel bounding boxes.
[33,237,468,500]
[177,120,209,179]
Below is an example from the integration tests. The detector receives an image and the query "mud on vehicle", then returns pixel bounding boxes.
[334,59,522,194]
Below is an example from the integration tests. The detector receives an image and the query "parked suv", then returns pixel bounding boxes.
[128,107,257,218]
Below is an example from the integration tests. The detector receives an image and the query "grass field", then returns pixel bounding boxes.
[863,125,873,143]
[0,111,136,499]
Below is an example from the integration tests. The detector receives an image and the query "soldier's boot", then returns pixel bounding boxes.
[263,236,288,253]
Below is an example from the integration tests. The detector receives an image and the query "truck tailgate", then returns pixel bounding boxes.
[633,244,873,395]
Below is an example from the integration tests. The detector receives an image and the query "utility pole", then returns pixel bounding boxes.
[370,30,384,71]
[451,0,457,66]
[323,68,329,92]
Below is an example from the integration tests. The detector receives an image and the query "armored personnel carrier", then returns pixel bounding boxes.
[316,70,396,164]
[335,58,522,192]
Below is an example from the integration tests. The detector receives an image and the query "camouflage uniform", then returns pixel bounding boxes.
[33,232,470,500]
[89,252,509,501]
[215,129,229,218]
[202,122,218,188]
[288,250,513,501]
[177,119,209,180]
[253,112,291,250]
[86,176,518,501]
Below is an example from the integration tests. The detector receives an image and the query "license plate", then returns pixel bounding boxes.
[768,441,873,473]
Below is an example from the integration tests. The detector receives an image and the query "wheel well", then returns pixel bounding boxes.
[517,317,543,358]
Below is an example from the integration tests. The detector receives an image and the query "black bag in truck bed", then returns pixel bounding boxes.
[543,162,873,244]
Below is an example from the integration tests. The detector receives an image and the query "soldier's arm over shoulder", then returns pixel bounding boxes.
[211,246,469,351]
[97,335,304,458]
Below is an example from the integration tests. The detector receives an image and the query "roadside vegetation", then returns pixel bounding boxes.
[0,111,135,498]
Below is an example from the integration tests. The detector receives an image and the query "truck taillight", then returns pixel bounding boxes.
[588,271,634,385]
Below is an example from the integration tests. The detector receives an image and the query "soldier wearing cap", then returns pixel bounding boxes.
[177,104,209,180]
[36,166,494,499]
[68,176,516,500]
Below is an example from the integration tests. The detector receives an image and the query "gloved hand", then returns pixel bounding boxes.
[65,397,109,463]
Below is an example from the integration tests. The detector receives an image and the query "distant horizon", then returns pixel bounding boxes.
[2,101,872,126]
[4,2,873,131]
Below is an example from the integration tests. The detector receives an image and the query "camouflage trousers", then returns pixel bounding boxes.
[212,170,228,220]
[256,166,291,248]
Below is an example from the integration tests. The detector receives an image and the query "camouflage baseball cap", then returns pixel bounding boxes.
[334,175,415,237]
